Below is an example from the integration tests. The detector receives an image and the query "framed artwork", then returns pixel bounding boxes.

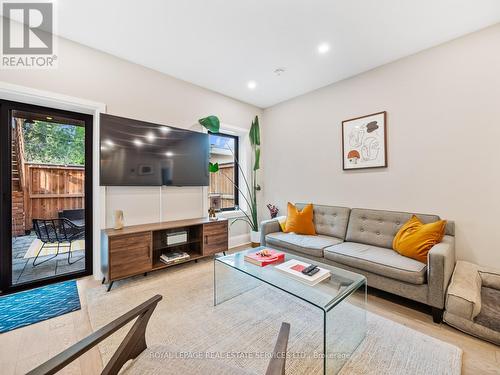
[209,194,222,212]
[342,111,387,170]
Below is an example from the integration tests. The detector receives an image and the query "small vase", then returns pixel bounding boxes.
[114,210,124,230]
[250,230,260,248]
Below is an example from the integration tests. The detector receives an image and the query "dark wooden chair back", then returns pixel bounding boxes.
[27,294,163,375]
[27,294,290,375]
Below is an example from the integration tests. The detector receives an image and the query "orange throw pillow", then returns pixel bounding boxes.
[284,202,316,235]
[393,215,447,263]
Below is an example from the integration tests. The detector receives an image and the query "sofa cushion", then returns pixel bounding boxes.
[284,202,316,235]
[296,203,350,239]
[345,208,443,249]
[324,242,427,284]
[392,215,447,263]
[475,287,500,332]
[266,232,342,257]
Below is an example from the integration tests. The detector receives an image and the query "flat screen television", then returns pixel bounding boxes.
[100,114,209,186]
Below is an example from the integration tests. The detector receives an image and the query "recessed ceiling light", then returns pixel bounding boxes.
[133,139,143,147]
[146,132,156,142]
[165,151,173,157]
[160,126,170,134]
[247,81,257,90]
[46,116,53,120]
[317,43,330,54]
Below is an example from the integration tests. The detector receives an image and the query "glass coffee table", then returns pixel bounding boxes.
[214,247,367,375]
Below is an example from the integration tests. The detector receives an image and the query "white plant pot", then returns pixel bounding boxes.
[250,230,261,247]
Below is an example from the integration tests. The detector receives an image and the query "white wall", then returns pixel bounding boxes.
[0,34,261,276]
[262,24,500,268]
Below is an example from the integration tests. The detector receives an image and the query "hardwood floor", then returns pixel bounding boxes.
[0,249,498,374]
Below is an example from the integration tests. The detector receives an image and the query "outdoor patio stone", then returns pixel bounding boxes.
[10,234,86,285]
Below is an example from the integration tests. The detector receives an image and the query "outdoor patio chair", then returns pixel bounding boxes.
[58,208,85,227]
[32,218,85,267]
[27,295,291,375]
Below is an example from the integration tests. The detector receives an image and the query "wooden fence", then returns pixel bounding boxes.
[24,163,85,229]
[209,163,235,209]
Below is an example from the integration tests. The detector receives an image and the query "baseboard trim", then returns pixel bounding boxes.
[229,233,251,249]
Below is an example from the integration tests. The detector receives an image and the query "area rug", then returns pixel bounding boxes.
[0,280,81,333]
[86,259,462,375]
[24,239,85,259]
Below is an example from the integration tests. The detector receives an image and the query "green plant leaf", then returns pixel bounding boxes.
[198,116,220,133]
[253,147,260,171]
[208,162,219,173]
[249,115,260,146]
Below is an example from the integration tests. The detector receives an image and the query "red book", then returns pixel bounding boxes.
[244,249,285,267]
[291,264,306,272]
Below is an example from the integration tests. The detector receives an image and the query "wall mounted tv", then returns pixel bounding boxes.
[100,114,209,186]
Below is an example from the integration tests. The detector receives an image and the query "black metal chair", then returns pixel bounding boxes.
[32,218,85,266]
[58,208,85,227]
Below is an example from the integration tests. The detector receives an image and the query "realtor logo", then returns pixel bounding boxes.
[1,1,57,68]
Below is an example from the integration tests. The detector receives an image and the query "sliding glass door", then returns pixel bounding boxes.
[0,100,93,294]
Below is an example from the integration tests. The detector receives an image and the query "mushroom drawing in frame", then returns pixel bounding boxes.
[342,111,387,170]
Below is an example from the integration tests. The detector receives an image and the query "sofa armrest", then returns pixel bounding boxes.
[260,219,281,246]
[427,235,456,309]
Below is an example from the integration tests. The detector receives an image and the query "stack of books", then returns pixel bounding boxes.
[244,249,285,266]
[160,251,190,265]
[275,260,331,286]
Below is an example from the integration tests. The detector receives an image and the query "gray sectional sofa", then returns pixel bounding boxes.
[260,204,456,322]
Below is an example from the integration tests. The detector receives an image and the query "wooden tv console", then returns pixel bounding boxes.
[101,217,228,291]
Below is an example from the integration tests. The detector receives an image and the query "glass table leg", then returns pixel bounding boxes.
[324,281,367,374]
[214,260,261,306]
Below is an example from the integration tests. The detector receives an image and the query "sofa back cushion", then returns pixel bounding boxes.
[346,208,443,249]
[296,203,350,239]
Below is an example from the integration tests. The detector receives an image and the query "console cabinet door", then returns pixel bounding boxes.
[109,232,152,280]
[203,221,228,255]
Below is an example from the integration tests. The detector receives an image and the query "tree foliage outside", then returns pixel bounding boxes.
[22,121,85,165]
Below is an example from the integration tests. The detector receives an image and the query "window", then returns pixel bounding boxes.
[208,132,239,211]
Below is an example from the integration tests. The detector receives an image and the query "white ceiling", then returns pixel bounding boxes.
[17,1,500,107]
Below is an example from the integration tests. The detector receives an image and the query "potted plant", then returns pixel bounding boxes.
[199,115,261,247]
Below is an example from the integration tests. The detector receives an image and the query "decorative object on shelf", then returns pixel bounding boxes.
[114,210,124,230]
[165,231,188,246]
[199,114,262,246]
[342,111,387,170]
[208,207,218,221]
[257,249,272,257]
[267,204,279,219]
[209,194,222,212]
[160,251,190,265]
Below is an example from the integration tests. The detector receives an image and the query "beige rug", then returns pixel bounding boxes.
[86,259,462,375]
[24,239,85,258]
